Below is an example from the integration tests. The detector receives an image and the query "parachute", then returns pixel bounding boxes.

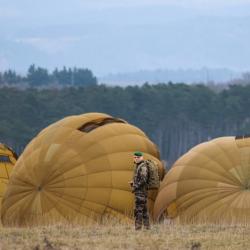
[1,113,164,226]
[0,143,18,212]
[153,136,250,224]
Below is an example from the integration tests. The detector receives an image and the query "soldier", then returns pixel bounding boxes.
[130,151,150,230]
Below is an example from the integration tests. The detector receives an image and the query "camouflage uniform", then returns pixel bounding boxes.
[132,161,150,230]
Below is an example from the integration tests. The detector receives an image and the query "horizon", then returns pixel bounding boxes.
[0,65,244,85]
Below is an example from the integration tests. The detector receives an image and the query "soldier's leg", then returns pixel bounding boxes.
[142,194,150,229]
[134,192,144,230]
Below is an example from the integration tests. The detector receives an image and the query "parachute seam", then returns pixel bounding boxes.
[21,128,146,172]
[48,169,133,186]
[178,187,239,209]
[47,150,156,185]
[47,132,152,178]
[204,140,243,183]
[167,164,240,186]
[155,185,239,220]
[177,150,242,185]
[187,190,241,222]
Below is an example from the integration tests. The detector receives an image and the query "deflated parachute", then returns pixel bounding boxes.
[0,143,18,212]
[1,113,164,226]
[154,136,250,224]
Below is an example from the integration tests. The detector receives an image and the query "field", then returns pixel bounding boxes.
[0,220,250,250]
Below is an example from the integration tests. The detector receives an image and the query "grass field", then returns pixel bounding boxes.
[1,220,250,250]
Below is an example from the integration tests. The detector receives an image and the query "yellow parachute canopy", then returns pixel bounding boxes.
[1,113,164,226]
[154,136,250,224]
[0,143,18,212]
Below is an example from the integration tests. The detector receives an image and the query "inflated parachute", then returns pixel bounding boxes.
[0,143,18,211]
[1,113,164,226]
[154,136,250,224]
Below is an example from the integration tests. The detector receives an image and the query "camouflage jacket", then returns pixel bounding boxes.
[132,161,148,192]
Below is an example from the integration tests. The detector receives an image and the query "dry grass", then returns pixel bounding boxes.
[0,220,250,250]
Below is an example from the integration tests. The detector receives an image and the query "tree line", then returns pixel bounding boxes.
[1,82,250,166]
[0,65,97,87]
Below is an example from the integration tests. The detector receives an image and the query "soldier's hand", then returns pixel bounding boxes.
[128,181,133,187]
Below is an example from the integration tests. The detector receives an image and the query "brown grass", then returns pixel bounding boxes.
[0,220,250,250]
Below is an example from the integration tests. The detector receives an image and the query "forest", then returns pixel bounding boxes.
[1,80,250,166]
[0,65,97,87]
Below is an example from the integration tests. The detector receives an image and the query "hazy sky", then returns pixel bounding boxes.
[0,0,250,75]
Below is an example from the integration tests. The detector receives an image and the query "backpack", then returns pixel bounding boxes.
[145,159,160,190]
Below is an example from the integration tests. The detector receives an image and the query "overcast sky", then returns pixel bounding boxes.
[0,0,250,75]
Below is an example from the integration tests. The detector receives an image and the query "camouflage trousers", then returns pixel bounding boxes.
[134,190,150,230]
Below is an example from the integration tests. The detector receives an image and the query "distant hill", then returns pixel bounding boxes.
[99,68,242,86]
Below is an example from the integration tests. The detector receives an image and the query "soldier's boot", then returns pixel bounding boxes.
[143,218,150,230]
[135,223,142,230]
[135,214,143,230]
[142,207,150,230]
[134,208,143,230]
[135,216,143,230]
